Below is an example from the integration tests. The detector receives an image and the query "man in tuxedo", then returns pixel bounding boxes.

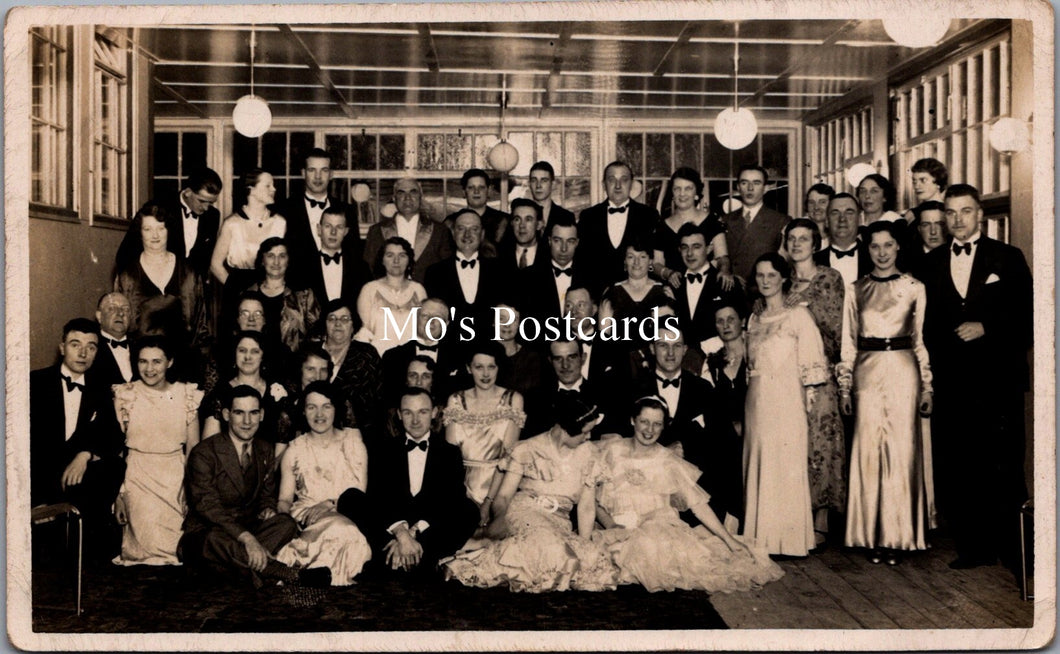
[673,223,744,345]
[922,184,1032,570]
[444,169,508,257]
[320,300,384,441]
[814,193,872,286]
[114,168,222,278]
[180,385,329,588]
[524,340,606,438]
[497,198,544,278]
[281,148,362,284]
[519,213,594,324]
[301,206,371,306]
[722,164,791,283]
[93,292,135,385]
[425,209,502,327]
[339,387,477,577]
[528,160,575,229]
[381,298,467,407]
[30,318,125,560]
[906,200,950,279]
[633,325,743,526]
[364,177,453,284]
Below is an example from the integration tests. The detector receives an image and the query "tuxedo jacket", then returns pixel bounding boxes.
[523,378,607,439]
[364,216,454,284]
[114,197,221,278]
[517,259,597,324]
[91,341,136,386]
[921,236,1032,393]
[673,266,746,345]
[380,340,468,408]
[576,199,660,291]
[813,241,873,281]
[300,250,372,307]
[279,196,362,282]
[722,206,790,282]
[182,432,280,540]
[29,365,123,505]
[541,202,576,229]
[424,256,503,328]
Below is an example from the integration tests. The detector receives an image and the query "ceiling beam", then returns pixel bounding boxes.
[276,24,358,119]
[740,20,861,107]
[653,22,696,76]
[543,25,572,110]
[418,24,440,73]
[152,77,206,118]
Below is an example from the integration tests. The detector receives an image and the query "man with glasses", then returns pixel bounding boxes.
[922,183,1032,572]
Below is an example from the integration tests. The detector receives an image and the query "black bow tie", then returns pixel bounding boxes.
[405,438,428,452]
[553,266,572,278]
[686,272,703,284]
[321,251,342,265]
[608,205,628,215]
[61,374,83,393]
[657,375,681,389]
[831,247,856,259]
[557,387,580,397]
[460,259,477,269]
[306,196,327,210]
[952,242,972,256]
[184,208,198,221]
[105,338,128,349]
[415,342,439,352]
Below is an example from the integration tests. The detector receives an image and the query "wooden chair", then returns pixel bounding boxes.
[1019,499,1034,601]
[31,503,83,615]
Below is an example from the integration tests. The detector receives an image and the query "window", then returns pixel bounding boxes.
[30,26,71,209]
[616,131,791,217]
[325,131,406,227]
[807,105,873,193]
[92,28,129,219]
[152,131,209,200]
[505,131,593,215]
[231,130,314,206]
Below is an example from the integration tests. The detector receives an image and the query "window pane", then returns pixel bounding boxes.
[474,134,500,170]
[615,133,643,176]
[288,132,315,175]
[564,132,591,176]
[761,133,788,179]
[419,178,446,222]
[645,133,671,177]
[350,133,377,170]
[444,134,473,172]
[328,178,349,204]
[233,133,259,178]
[732,137,759,172]
[153,179,180,203]
[445,178,465,216]
[641,179,664,209]
[703,134,732,179]
[154,132,178,177]
[182,132,207,173]
[417,134,443,171]
[673,133,701,172]
[506,132,532,177]
[325,134,349,171]
[261,132,287,177]
[535,132,563,173]
[379,134,405,170]
[563,178,592,215]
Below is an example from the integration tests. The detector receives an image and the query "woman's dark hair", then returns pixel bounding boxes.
[752,252,793,295]
[254,237,289,281]
[301,380,345,430]
[234,291,268,329]
[552,394,599,438]
[374,236,415,279]
[783,217,823,254]
[862,220,904,245]
[911,200,946,222]
[230,330,269,377]
[624,235,655,260]
[911,157,949,191]
[670,167,705,201]
[240,168,269,206]
[858,173,897,213]
[131,334,176,382]
[711,296,750,322]
[321,298,363,334]
[293,344,334,387]
[631,395,671,425]
[116,201,178,271]
[464,339,505,367]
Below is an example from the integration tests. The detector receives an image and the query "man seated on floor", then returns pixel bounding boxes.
[338,386,478,579]
[179,385,329,588]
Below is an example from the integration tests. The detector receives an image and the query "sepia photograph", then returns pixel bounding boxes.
[4,1,1055,650]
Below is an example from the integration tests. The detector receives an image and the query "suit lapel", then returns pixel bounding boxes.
[413,222,433,260]
[963,238,994,304]
[218,435,247,492]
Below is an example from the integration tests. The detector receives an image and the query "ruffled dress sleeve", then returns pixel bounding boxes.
[184,383,205,425]
[664,450,711,512]
[112,382,138,431]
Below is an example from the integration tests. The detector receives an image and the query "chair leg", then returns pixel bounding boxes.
[75,514,83,616]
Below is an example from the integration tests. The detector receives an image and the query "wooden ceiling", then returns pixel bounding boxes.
[135,18,1002,122]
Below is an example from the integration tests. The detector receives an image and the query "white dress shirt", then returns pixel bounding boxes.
[320,250,344,301]
[395,213,420,250]
[515,243,538,269]
[606,202,630,249]
[179,197,200,259]
[60,364,84,441]
[552,260,573,314]
[950,233,980,299]
[742,203,763,225]
[455,253,480,304]
[229,434,252,463]
[579,337,594,380]
[101,330,133,382]
[685,263,711,318]
[656,370,681,417]
[386,433,432,536]
[828,243,860,287]
[305,195,329,251]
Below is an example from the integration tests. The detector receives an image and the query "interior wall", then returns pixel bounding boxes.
[29,218,124,369]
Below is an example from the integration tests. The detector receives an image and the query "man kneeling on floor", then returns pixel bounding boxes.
[179,385,329,588]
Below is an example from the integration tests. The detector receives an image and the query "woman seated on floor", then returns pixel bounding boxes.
[274,381,372,586]
[592,396,783,592]
[443,394,617,593]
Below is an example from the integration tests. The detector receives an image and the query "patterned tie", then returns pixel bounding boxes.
[240,442,252,471]
[518,248,528,270]
[743,209,752,225]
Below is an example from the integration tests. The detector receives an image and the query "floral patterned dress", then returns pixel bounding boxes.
[112,381,202,565]
[788,265,847,512]
[443,433,618,592]
[444,389,526,504]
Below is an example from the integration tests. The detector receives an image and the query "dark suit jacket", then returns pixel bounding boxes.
[114,197,220,278]
[359,433,477,561]
[425,256,503,328]
[673,266,746,345]
[541,201,576,228]
[444,206,509,257]
[722,206,790,282]
[278,195,362,285]
[182,432,280,540]
[524,378,609,439]
[922,237,1032,393]
[29,366,123,505]
[813,242,873,283]
[576,200,660,292]
[364,216,454,284]
[91,341,136,386]
[380,341,468,408]
[300,250,372,307]
[517,259,596,324]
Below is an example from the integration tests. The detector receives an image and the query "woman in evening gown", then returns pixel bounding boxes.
[742,253,829,557]
[444,395,617,593]
[444,341,526,526]
[112,335,202,565]
[593,397,782,592]
[355,236,427,355]
[839,222,934,566]
[275,381,372,585]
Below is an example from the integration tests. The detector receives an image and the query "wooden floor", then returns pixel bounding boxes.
[711,537,1033,629]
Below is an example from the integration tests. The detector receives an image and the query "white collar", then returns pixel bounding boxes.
[100,330,127,343]
[558,378,584,391]
[59,364,84,384]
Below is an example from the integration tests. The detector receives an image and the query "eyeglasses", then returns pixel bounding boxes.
[239,310,264,319]
[326,315,353,324]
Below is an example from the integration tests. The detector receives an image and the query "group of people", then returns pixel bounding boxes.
[30,149,1032,597]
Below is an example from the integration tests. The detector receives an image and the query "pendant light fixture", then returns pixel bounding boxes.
[232,26,272,138]
[487,75,519,173]
[714,23,758,151]
[883,16,951,49]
